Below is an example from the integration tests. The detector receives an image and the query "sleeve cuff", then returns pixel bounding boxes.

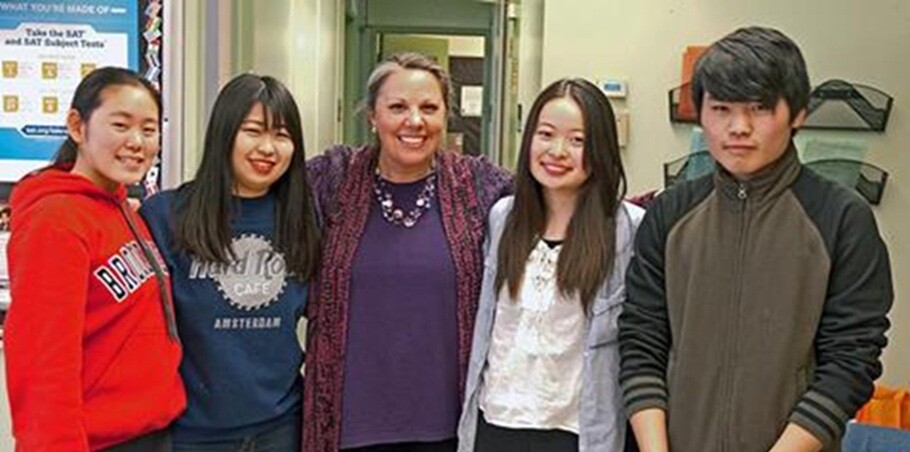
[788,390,851,447]
[622,374,669,418]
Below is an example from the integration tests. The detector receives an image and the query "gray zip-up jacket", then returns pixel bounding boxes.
[618,146,893,452]
[458,196,644,451]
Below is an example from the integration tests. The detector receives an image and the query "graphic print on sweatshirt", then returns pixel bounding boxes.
[188,233,289,330]
[94,240,168,302]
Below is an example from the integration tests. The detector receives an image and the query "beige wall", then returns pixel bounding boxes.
[178,0,342,180]
[542,0,910,386]
[231,0,342,158]
[512,0,545,167]
[289,0,342,158]
[179,0,206,181]
[230,0,342,158]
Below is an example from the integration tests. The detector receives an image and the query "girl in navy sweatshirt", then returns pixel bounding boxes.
[140,74,320,451]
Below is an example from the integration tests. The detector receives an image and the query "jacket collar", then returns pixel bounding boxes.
[714,142,801,206]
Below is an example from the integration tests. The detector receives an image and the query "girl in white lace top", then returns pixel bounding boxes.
[457,78,644,452]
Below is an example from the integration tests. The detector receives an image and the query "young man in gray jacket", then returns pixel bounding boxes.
[618,26,893,452]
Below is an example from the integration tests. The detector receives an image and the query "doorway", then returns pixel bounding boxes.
[343,0,505,160]
[378,33,487,156]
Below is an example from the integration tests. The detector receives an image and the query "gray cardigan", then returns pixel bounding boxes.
[457,196,644,451]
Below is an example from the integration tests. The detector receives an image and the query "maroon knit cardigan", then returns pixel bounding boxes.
[303,145,512,452]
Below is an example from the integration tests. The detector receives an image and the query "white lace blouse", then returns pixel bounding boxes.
[479,239,586,434]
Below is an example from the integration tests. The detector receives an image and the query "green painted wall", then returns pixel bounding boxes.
[381,35,450,73]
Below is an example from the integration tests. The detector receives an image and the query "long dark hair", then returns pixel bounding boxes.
[496,78,626,310]
[175,74,320,281]
[54,67,161,164]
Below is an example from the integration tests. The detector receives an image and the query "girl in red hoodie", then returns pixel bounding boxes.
[4,67,186,451]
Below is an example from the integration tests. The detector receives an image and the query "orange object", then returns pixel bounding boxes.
[677,46,707,120]
[855,385,910,430]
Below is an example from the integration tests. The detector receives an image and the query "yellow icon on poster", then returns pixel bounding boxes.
[42,62,58,79]
[81,63,97,78]
[42,96,58,114]
[2,61,17,78]
[3,95,19,113]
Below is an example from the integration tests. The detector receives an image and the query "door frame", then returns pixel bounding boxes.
[343,0,507,162]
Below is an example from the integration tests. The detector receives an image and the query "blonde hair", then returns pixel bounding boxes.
[364,52,451,114]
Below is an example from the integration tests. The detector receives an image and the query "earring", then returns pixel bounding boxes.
[370,124,377,134]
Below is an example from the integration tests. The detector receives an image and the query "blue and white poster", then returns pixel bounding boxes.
[0,0,139,181]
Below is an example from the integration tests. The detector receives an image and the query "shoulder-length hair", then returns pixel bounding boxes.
[496,78,626,310]
[175,73,320,281]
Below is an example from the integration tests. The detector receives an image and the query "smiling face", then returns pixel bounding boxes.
[230,102,294,198]
[700,94,805,179]
[68,84,160,191]
[369,68,446,180]
[529,96,590,198]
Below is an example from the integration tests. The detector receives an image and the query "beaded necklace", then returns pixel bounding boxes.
[372,168,437,228]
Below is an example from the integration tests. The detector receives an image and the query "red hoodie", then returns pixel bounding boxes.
[4,168,186,451]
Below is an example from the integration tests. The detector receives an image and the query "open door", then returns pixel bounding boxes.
[344,0,505,161]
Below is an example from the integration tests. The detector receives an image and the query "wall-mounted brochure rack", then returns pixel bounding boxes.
[803,80,893,131]
[804,158,889,205]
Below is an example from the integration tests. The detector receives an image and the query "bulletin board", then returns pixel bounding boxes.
[0,0,163,184]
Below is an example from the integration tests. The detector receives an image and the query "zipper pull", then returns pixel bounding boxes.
[737,184,747,200]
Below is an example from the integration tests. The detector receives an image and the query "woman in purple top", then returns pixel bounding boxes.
[304,53,513,452]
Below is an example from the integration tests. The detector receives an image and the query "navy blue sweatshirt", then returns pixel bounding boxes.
[140,187,307,442]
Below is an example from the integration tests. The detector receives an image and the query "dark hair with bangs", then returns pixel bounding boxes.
[54,67,160,165]
[496,78,626,310]
[691,26,810,122]
[175,73,320,281]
